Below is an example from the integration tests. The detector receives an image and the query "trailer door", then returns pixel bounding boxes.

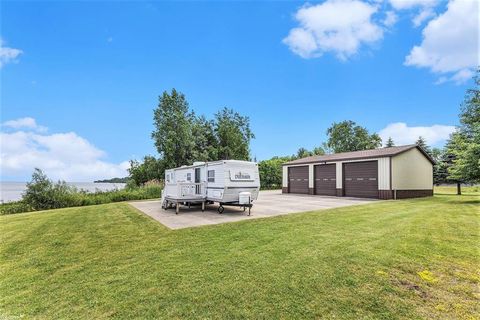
[195,167,201,194]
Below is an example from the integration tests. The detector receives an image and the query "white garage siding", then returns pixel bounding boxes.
[308,164,314,189]
[336,162,342,189]
[392,148,433,190]
[377,157,390,190]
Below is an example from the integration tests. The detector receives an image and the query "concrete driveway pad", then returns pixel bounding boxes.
[129,190,375,229]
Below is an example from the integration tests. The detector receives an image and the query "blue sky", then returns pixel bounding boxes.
[1,0,478,181]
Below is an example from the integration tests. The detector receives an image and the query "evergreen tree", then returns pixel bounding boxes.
[447,69,480,192]
[415,136,431,154]
[385,137,395,147]
[443,133,467,194]
[431,147,445,185]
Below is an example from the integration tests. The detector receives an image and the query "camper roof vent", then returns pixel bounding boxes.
[193,161,206,166]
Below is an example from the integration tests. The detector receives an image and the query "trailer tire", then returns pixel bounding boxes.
[218,206,224,214]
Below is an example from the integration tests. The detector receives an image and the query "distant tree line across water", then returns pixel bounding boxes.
[94,177,129,183]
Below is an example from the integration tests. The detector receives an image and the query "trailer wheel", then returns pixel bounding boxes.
[218,205,224,214]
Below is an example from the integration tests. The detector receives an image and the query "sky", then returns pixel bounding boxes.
[0,0,478,181]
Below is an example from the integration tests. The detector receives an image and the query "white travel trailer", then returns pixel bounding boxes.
[161,160,260,214]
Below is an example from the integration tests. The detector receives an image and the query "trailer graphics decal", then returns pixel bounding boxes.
[230,170,254,181]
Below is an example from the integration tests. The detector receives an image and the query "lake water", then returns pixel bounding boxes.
[0,182,126,203]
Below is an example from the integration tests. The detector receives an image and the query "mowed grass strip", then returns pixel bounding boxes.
[1,188,479,319]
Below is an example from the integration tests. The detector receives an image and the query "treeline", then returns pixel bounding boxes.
[130,88,386,189]
[94,177,129,183]
[258,120,383,189]
[129,89,254,186]
[258,70,480,191]
[129,69,480,193]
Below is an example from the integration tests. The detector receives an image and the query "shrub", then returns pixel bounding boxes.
[1,169,162,215]
[258,157,291,190]
[0,201,34,215]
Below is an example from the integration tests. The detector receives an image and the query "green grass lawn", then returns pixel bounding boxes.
[1,190,479,319]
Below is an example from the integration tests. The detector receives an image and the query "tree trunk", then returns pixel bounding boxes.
[457,182,461,195]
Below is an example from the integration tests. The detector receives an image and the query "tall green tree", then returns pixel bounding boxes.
[445,69,480,194]
[191,114,218,162]
[215,107,254,160]
[326,120,382,153]
[152,89,195,169]
[385,137,395,147]
[312,146,326,155]
[296,147,312,159]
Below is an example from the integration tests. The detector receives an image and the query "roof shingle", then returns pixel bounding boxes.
[283,145,435,165]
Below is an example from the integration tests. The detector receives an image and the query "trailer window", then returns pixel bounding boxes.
[166,173,170,183]
[186,173,191,181]
[207,170,215,182]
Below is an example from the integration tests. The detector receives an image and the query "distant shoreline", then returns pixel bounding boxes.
[0,181,126,203]
[94,177,129,183]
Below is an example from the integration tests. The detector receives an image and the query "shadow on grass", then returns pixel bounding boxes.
[448,199,480,205]
[434,193,479,196]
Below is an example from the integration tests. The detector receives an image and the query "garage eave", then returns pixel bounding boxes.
[282,144,435,166]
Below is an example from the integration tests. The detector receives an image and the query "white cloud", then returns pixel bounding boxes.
[388,0,439,27]
[389,0,438,10]
[379,122,456,146]
[2,117,48,132]
[450,68,474,84]
[0,118,129,181]
[412,8,436,27]
[383,11,398,27]
[0,38,23,68]
[404,0,479,84]
[283,0,384,60]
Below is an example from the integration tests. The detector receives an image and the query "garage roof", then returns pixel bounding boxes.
[283,145,435,165]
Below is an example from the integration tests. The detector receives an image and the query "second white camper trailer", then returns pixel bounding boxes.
[161,160,260,214]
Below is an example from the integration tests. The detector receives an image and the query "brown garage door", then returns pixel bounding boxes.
[288,166,309,194]
[343,161,378,198]
[314,164,336,196]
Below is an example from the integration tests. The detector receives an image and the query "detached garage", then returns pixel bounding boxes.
[282,145,435,199]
